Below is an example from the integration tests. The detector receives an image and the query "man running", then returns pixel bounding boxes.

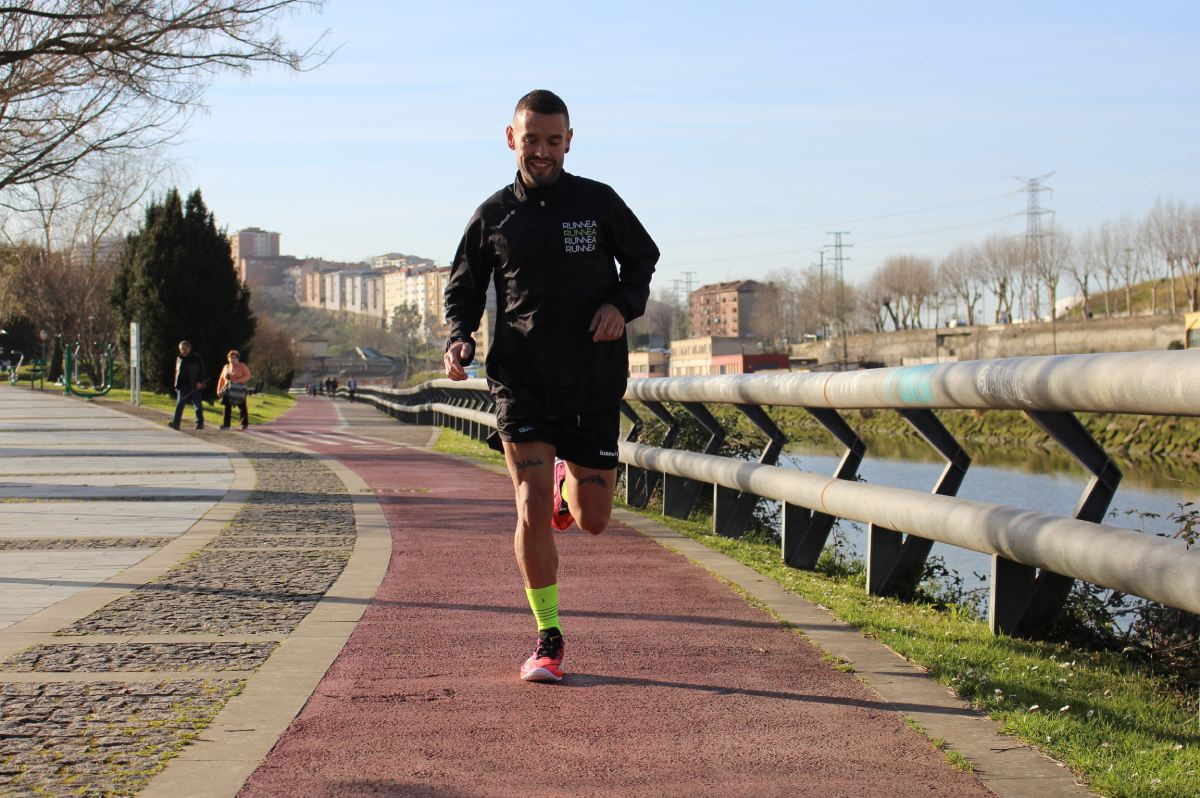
[443,89,659,683]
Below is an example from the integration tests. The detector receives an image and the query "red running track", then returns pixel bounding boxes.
[238,396,993,797]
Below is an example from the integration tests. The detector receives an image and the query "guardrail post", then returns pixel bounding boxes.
[990,411,1122,635]
[713,405,786,538]
[625,402,682,509]
[663,403,724,519]
[468,390,491,442]
[620,402,649,507]
[417,386,435,425]
[782,408,866,568]
[867,409,971,596]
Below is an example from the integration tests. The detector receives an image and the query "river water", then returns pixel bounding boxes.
[777,439,1197,600]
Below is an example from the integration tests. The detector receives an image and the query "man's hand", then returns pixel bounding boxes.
[589,303,625,342]
[443,341,474,380]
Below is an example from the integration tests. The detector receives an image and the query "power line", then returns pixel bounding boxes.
[667,192,1011,245]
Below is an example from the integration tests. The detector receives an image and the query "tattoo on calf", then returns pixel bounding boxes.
[512,458,545,473]
[579,474,608,488]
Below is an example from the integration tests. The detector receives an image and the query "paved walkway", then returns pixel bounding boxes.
[0,389,1095,797]
[0,388,234,631]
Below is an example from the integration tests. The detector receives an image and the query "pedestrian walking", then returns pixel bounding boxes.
[168,340,207,430]
[217,350,251,430]
[347,375,358,403]
[444,89,659,682]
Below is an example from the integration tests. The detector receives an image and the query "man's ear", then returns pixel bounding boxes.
[565,128,573,154]
[506,125,516,151]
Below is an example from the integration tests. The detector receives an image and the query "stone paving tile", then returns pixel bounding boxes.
[1,399,363,797]
[2,643,278,673]
[0,680,242,797]
[58,550,350,636]
[0,500,220,539]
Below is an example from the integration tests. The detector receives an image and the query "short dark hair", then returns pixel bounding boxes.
[514,90,569,126]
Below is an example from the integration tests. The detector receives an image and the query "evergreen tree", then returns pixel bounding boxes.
[109,189,255,395]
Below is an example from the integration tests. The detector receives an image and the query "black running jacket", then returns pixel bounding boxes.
[445,171,659,416]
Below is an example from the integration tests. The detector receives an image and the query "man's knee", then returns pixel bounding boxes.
[574,503,611,536]
[514,484,554,526]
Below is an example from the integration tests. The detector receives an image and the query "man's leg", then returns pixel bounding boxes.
[503,440,568,682]
[192,393,204,428]
[503,441,558,589]
[562,462,617,535]
[170,390,186,427]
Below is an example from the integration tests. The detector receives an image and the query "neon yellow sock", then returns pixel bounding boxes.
[525,584,560,632]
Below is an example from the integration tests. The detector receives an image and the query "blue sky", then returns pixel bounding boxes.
[176,0,1200,292]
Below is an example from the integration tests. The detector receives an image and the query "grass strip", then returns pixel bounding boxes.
[433,428,1199,798]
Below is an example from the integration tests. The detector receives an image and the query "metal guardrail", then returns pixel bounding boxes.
[351,351,1200,636]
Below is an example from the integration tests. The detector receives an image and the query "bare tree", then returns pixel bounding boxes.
[1070,228,1099,319]
[0,1,326,195]
[977,234,1020,323]
[863,268,899,331]
[1107,216,1142,316]
[1034,225,1070,322]
[755,268,815,350]
[0,152,167,381]
[874,255,935,329]
[1145,197,1190,315]
[937,245,983,326]
[626,289,678,349]
[246,313,297,388]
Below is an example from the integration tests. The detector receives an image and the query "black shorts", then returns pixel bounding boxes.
[489,403,621,470]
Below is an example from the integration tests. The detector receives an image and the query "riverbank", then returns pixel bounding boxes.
[756,406,1200,479]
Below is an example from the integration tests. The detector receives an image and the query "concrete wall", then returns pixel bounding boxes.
[791,315,1187,366]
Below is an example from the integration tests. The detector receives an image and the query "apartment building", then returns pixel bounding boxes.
[689,280,763,338]
[231,227,279,260]
[379,265,454,341]
[231,228,295,289]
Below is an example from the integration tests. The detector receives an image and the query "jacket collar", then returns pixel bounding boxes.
[511,170,571,204]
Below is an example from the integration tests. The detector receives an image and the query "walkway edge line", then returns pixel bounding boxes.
[138,439,391,798]
[613,508,1097,798]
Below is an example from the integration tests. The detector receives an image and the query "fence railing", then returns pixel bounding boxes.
[350,350,1200,636]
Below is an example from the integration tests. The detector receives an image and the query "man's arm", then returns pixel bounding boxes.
[443,212,493,378]
[600,190,659,324]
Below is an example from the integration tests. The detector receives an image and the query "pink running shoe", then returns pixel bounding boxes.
[551,458,574,532]
[520,629,565,683]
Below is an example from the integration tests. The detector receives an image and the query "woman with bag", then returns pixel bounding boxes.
[217,350,251,430]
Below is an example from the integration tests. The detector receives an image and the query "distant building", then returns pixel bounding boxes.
[239,255,297,290]
[230,227,292,289]
[668,336,762,377]
[295,335,329,358]
[710,352,789,375]
[231,227,279,260]
[629,349,669,379]
[689,280,763,338]
[371,252,436,271]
